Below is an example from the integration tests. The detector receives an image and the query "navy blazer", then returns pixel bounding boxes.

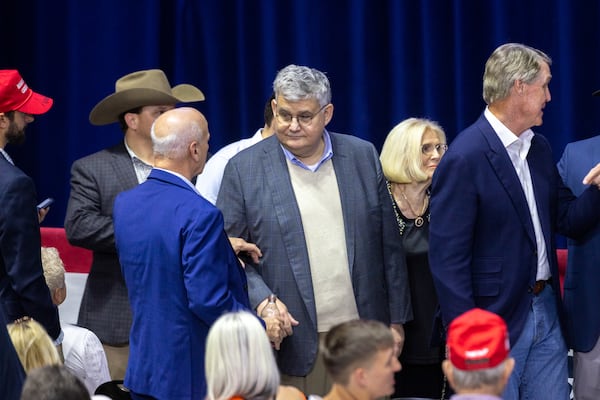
[218,132,411,376]
[0,153,61,340]
[558,136,600,352]
[0,305,25,400]
[114,169,251,399]
[429,114,600,345]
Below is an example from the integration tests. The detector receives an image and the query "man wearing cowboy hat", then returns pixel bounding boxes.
[0,69,63,352]
[64,69,206,379]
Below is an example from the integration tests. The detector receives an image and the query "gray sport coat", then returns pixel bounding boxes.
[217,132,412,376]
[65,142,136,345]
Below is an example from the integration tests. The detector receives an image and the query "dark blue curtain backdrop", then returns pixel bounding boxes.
[3,0,600,227]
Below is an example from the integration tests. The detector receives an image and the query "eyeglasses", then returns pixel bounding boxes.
[421,143,448,155]
[275,104,327,127]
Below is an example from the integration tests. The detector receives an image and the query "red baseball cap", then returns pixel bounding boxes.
[0,70,53,114]
[446,308,510,371]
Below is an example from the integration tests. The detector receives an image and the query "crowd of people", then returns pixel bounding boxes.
[2,41,600,400]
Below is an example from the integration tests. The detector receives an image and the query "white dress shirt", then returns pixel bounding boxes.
[62,324,111,395]
[195,129,264,204]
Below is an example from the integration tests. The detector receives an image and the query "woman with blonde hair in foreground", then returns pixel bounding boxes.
[205,311,305,400]
[7,317,61,372]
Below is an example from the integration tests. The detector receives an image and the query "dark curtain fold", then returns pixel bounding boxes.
[2,0,600,227]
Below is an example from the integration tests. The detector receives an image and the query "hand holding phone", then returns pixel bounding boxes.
[37,197,54,210]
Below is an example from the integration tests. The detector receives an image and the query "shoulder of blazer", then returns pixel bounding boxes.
[453,115,503,155]
[72,141,128,165]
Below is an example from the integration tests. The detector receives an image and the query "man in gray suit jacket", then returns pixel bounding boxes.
[217,64,411,396]
[64,69,205,379]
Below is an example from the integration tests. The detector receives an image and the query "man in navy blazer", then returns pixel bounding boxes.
[113,107,252,400]
[429,43,600,400]
[218,65,411,396]
[0,70,62,346]
[558,127,600,400]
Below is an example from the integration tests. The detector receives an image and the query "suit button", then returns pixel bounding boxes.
[243,284,248,291]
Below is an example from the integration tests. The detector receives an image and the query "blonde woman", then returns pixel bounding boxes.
[7,317,61,372]
[380,117,448,399]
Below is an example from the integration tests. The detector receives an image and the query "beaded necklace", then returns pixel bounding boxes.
[386,181,430,235]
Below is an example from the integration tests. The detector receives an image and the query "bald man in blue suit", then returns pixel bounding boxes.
[114,108,253,400]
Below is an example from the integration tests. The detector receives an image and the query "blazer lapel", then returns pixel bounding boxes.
[527,135,553,252]
[330,134,356,274]
[479,120,537,247]
[111,142,140,190]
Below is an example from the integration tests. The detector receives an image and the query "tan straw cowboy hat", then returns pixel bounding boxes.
[89,69,205,125]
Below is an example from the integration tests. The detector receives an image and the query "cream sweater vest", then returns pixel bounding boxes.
[287,159,359,332]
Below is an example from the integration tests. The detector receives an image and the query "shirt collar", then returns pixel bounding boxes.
[484,107,533,158]
[0,148,14,165]
[152,167,201,195]
[124,138,152,165]
[279,129,334,172]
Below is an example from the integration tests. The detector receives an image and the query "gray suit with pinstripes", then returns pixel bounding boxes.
[64,141,136,345]
[217,132,412,377]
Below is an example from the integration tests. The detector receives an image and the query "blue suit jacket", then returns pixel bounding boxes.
[429,114,600,345]
[113,169,251,400]
[558,136,600,352]
[217,132,411,376]
[0,153,61,340]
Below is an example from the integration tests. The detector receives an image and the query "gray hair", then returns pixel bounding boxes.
[151,112,204,159]
[41,247,65,292]
[273,64,331,107]
[483,43,552,105]
[20,365,89,400]
[451,359,508,390]
[205,311,279,400]
[321,319,394,385]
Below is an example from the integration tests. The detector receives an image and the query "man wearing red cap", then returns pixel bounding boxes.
[0,70,63,348]
[443,308,515,399]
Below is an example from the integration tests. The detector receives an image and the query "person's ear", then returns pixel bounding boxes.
[271,98,278,116]
[323,104,334,126]
[441,360,455,388]
[124,113,138,130]
[189,142,200,160]
[502,358,515,384]
[514,80,525,95]
[352,366,370,388]
[52,287,67,306]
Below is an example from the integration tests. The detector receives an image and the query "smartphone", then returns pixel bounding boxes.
[37,197,55,210]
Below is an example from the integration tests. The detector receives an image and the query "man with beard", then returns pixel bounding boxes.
[0,70,62,348]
